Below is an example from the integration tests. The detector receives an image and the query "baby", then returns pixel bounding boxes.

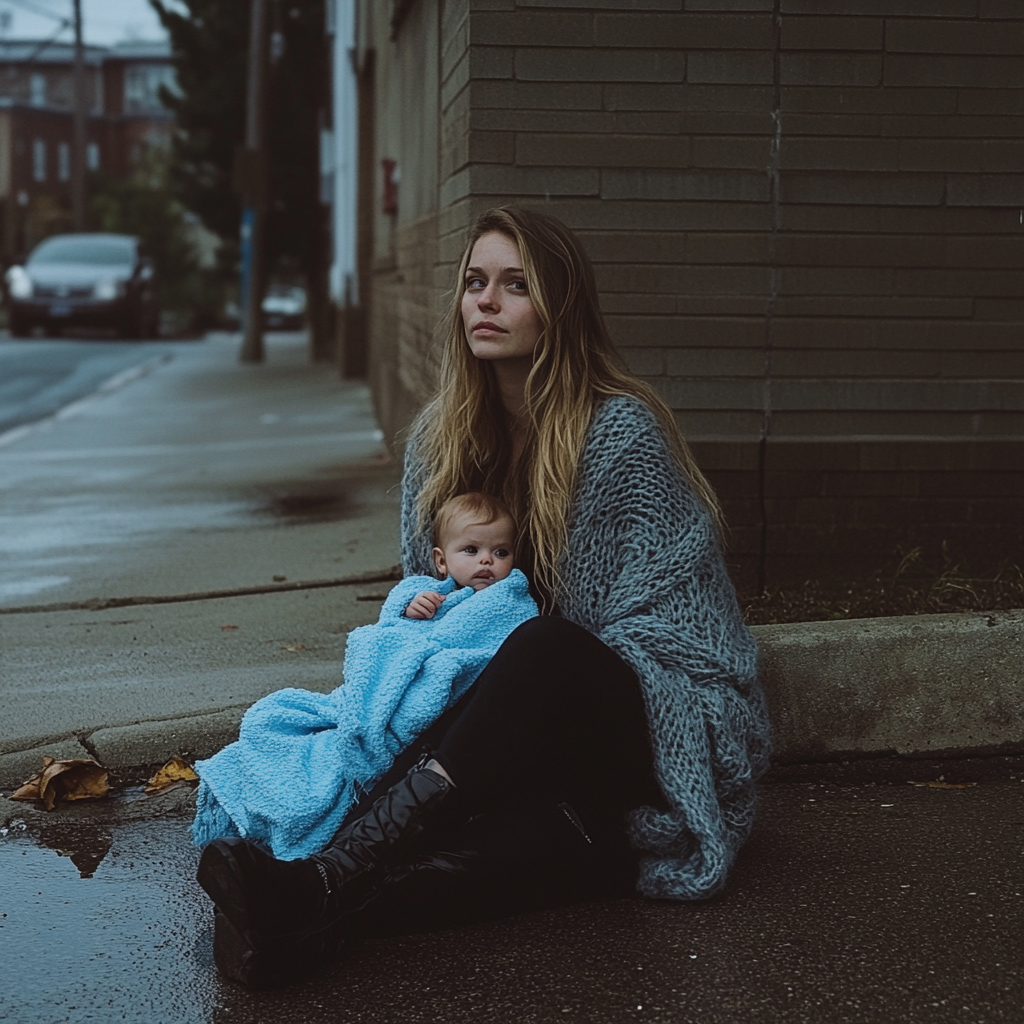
[192,492,534,860]
[404,492,517,619]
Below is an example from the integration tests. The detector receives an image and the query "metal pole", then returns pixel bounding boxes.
[240,0,269,364]
[71,0,86,231]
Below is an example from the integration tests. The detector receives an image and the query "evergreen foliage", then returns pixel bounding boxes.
[150,0,329,290]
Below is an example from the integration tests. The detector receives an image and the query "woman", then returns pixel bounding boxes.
[197,207,771,988]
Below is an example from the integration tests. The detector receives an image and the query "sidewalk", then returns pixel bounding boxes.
[1,330,1021,785]
[0,332,401,784]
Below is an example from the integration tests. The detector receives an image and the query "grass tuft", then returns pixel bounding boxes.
[742,545,1024,625]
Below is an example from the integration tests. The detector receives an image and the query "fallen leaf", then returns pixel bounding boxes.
[145,756,198,794]
[220,624,238,631]
[11,757,109,810]
[908,780,976,789]
[281,643,306,652]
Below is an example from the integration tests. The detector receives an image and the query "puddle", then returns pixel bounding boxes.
[0,815,220,1023]
[35,821,114,878]
[0,500,255,555]
[0,574,71,599]
[260,490,356,525]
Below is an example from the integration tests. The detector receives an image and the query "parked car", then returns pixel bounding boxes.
[262,284,306,330]
[4,233,159,339]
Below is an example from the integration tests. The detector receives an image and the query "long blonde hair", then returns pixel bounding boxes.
[418,206,721,608]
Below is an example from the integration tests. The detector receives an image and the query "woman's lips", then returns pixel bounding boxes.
[472,321,505,334]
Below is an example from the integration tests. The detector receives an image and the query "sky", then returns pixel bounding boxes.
[0,0,179,46]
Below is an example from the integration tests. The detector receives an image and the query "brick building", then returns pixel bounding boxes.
[0,40,175,260]
[331,0,1023,594]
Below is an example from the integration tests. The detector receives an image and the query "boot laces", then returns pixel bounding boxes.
[315,859,332,896]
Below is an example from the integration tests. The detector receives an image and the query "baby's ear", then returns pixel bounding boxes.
[432,546,447,578]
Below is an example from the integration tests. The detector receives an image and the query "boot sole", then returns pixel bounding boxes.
[197,841,265,956]
[199,844,347,989]
[213,909,346,989]
[213,909,267,988]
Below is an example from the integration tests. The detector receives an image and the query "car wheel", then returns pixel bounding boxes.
[117,313,145,340]
[9,312,33,338]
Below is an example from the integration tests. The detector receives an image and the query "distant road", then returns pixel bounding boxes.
[0,337,174,437]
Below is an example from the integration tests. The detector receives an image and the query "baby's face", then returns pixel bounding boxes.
[433,514,515,591]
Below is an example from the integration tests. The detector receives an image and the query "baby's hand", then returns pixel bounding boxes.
[404,591,446,620]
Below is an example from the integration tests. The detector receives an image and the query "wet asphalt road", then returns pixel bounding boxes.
[1,772,1020,1024]
[0,337,172,437]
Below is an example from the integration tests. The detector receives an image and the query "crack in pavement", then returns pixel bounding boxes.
[0,565,403,615]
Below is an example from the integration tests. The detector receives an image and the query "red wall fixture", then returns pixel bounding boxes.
[381,158,398,215]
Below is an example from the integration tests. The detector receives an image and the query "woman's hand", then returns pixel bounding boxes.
[404,591,446,620]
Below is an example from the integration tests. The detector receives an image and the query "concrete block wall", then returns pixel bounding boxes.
[358,1,445,441]
[358,0,1024,593]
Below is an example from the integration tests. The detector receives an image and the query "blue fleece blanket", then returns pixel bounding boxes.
[191,569,537,860]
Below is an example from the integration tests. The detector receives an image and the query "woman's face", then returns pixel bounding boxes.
[461,232,543,365]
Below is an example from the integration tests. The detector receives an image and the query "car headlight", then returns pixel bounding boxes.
[93,279,125,301]
[6,266,33,300]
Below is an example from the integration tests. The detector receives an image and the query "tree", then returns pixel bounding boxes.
[151,0,330,349]
[150,0,247,243]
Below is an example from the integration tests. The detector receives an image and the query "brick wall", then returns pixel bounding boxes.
[359,0,1024,594]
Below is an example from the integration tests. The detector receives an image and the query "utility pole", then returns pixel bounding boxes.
[71,0,86,231]
[239,0,270,364]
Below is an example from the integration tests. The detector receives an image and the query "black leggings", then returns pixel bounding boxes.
[340,617,663,935]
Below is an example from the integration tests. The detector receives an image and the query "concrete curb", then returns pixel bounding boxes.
[1,607,1021,789]
[755,608,1024,764]
[88,709,245,770]
[0,712,246,789]
[0,738,95,790]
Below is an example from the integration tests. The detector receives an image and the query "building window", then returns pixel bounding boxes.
[58,142,70,181]
[87,142,99,171]
[123,63,178,114]
[30,73,46,107]
[32,138,46,182]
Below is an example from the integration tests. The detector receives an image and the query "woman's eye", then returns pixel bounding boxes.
[465,276,485,290]
[508,280,527,293]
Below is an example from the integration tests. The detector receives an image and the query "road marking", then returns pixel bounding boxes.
[0,353,171,450]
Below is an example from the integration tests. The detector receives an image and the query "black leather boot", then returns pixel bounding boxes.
[196,761,454,984]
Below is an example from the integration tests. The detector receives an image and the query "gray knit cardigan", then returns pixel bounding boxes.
[400,395,772,900]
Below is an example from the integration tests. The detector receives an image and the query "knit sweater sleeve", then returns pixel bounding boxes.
[400,411,440,579]
[560,396,756,686]
[559,395,771,901]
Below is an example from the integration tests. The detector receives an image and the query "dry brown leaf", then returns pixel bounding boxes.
[11,756,109,810]
[145,756,199,794]
[220,624,239,631]
[908,780,976,789]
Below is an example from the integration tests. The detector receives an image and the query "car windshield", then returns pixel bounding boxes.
[29,237,135,266]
